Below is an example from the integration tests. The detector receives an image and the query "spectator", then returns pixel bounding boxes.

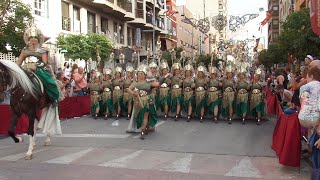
[73,67,88,96]
[63,62,71,79]
[309,60,320,69]
[64,83,76,97]
[56,72,66,101]
[275,84,292,109]
[305,55,314,66]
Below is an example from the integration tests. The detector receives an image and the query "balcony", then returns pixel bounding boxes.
[146,14,153,24]
[126,1,132,12]
[127,36,132,46]
[62,16,71,31]
[136,8,144,19]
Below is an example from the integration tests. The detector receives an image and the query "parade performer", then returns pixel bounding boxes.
[250,67,266,125]
[222,66,235,124]
[126,61,160,140]
[17,24,59,107]
[123,63,134,120]
[207,66,222,123]
[158,60,171,119]
[182,63,195,122]
[147,60,159,109]
[90,74,102,119]
[113,66,124,119]
[195,63,207,122]
[101,69,113,119]
[235,68,250,124]
[171,62,183,120]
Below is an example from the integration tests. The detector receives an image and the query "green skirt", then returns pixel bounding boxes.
[251,102,265,116]
[91,102,99,115]
[123,99,133,113]
[34,67,59,101]
[208,99,221,115]
[100,98,113,114]
[159,95,171,112]
[171,96,183,113]
[195,98,207,117]
[136,104,158,129]
[114,96,123,109]
[221,100,235,118]
[182,96,195,112]
[236,102,249,117]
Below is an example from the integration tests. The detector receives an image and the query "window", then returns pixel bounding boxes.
[101,18,109,33]
[272,20,279,26]
[273,6,278,11]
[87,12,96,33]
[61,1,70,31]
[73,6,80,32]
[34,0,48,17]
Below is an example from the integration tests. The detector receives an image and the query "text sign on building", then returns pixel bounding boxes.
[136,28,141,47]
[311,0,320,36]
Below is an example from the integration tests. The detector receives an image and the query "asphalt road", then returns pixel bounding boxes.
[0,115,311,180]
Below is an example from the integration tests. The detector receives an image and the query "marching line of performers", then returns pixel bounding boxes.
[88,60,266,139]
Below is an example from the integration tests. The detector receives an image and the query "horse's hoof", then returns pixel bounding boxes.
[44,141,51,146]
[25,154,32,160]
[17,136,23,143]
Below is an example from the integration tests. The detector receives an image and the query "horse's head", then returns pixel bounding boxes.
[0,62,10,93]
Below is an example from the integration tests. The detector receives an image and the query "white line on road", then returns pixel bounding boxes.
[159,153,193,173]
[45,148,94,164]
[225,156,262,178]
[0,148,48,161]
[133,120,166,138]
[98,150,143,168]
[23,134,130,139]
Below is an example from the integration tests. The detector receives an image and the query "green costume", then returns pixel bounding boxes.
[182,78,195,112]
[221,79,235,117]
[250,82,265,116]
[23,48,59,101]
[207,79,221,115]
[123,78,133,112]
[195,79,207,117]
[112,79,123,111]
[158,76,171,112]
[90,82,101,115]
[100,79,113,114]
[235,80,250,117]
[130,81,158,129]
[171,76,183,113]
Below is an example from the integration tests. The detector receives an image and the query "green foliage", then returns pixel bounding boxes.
[258,44,287,68]
[56,33,113,61]
[279,8,320,59]
[0,0,33,56]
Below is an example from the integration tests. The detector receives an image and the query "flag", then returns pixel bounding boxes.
[259,12,272,31]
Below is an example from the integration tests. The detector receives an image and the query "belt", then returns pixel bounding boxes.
[139,90,148,97]
[196,87,204,92]
[184,87,192,92]
[114,86,121,90]
[160,83,168,88]
[91,91,99,95]
[209,87,218,92]
[252,89,261,94]
[104,88,111,92]
[224,87,233,92]
[238,89,248,94]
[172,84,180,89]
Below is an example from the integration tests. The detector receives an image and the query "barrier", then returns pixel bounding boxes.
[0,96,90,134]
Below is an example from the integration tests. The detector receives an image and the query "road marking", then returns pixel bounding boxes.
[45,148,94,164]
[159,153,193,173]
[225,156,262,178]
[0,148,47,161]
[23,134,130,139]
[98,150,143,168]
[0,146,10,150]
[133,120,166,138]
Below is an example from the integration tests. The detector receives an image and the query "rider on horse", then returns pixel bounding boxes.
[16,24,59,107]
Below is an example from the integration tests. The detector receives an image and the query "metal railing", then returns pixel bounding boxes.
[62,16,71,31]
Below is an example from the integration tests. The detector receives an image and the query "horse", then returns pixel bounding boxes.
[0,59,57,160]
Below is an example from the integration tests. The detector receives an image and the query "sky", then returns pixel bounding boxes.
[176,0,268,46]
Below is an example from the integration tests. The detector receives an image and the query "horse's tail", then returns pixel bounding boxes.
[0,60,37,97]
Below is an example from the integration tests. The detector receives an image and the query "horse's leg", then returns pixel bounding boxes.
[25,112,36,160]
[8,113,23,143]
[32,119,38,147]
[44,133,51,146]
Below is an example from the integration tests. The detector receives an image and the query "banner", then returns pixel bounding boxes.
[311,0,320,36]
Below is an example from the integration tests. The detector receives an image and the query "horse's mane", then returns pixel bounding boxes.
[0,60,36,97]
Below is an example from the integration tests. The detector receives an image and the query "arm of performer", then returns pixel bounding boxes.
[126,83,139,97]
[16,49,26,66]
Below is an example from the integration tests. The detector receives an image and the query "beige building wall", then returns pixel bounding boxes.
[279,0,294,32]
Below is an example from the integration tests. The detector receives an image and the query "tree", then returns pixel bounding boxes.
[258,44,287,68]
[279,8,320,60]
[0,0,33,56]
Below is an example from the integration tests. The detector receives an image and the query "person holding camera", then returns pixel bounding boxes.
[73,67,88,96]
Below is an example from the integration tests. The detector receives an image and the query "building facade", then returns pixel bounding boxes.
[294,0,310,11]
[268,0,280,44]
[22,0,167,69]
[279,0,294,31]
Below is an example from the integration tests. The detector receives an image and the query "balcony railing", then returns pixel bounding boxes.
[126,2,132,12]
[136,9,144,19]
[62,16,71,31]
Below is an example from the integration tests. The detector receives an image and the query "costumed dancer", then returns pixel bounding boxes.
[250,67,266,125]
[90,74,102,119]
[235,68,250,124]
[112,65,124,119]
[207,66,222,123]
[123,63,134,120]
[182,62,195,122]
[101,69,113,119]
[147,60,159,109]
[158,60,171,119]
[222,66,235,124]
[171,62,183,120]
[126,61,160,140]
[195,63,207,122]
